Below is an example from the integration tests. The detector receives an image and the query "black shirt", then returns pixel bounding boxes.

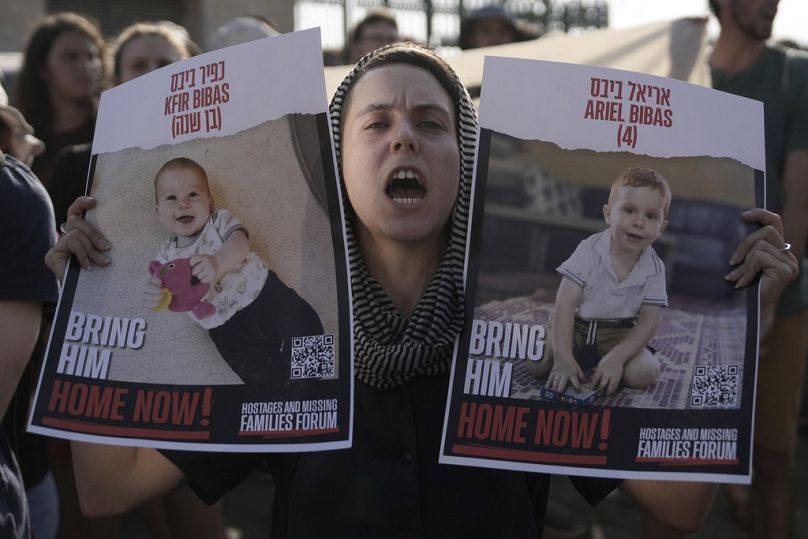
[0,152,59,539]
[164,371,616,538]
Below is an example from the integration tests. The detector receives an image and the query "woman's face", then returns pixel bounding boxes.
[117,35,185,85]
[342,64,460,249]
[44,30,101,101]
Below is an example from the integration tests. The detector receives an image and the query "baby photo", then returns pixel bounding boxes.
[63,115,342,387]
[525,167,669,398]
[472,135,756,409]
[28,31,351,451]
[148,157,324,385]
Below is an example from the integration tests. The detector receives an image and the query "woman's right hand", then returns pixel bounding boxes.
[45,196,111,278]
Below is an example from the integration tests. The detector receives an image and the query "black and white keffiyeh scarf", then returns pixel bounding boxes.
[329,44,478,389]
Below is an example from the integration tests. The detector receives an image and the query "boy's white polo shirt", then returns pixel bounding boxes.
[557,229,667,320]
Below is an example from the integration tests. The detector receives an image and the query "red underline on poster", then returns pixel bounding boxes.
[238,427,339,437]
[41,417,211,440]
[635,457,739,466]
[452,444,607,465]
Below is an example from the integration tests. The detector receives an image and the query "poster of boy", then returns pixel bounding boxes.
[441,57,763,482]
[29,30,352,451]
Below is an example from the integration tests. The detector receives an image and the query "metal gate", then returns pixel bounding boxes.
[296,0,608,50]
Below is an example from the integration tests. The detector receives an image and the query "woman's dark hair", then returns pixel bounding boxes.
[13,12,107,136]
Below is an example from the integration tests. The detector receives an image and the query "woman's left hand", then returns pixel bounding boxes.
[45,197,111,278]
[724,208,799,308]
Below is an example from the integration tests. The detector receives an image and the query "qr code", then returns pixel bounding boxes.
[290,334,335,379]
[690,365,740,407]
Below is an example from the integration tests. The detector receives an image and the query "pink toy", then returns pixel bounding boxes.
[148,258,216,320]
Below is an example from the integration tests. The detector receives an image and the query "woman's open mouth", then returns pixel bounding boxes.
[386,169,425,205]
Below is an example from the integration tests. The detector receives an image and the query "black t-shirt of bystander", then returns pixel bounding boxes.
[164,370,617,538]
[0,152,59,539]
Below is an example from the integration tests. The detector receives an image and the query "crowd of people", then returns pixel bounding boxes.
[0,2,806,538]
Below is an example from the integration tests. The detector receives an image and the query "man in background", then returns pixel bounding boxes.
[710,1,808,537]
[458,5,536,50]
[1,80,59,539]
[0,145,59,538]
[347,9,399,63]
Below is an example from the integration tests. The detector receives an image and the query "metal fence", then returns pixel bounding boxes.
[296,0,608,50]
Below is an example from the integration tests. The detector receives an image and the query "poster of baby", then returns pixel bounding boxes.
[29,29,353,452]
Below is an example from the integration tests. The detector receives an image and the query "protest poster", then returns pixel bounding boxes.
[440,57,764,482]
[28,29,353,452]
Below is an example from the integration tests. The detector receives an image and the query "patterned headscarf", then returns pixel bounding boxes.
[329,43,478,388]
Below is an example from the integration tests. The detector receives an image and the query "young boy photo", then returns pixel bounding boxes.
[526,167,670,397]
[147,156,324,385]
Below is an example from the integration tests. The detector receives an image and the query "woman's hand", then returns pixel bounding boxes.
[44,197,111,278]
[724,209,799,309]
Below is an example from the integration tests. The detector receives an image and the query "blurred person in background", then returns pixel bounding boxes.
[207,15,280,51]
[0,148,60,539]
[12,13,106,186]
[48,21,196,225]
[1,81,56,539]
[458,5,537,50]
[347,9,400,63]
[707,1,808,538]
[112,22,197,82]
